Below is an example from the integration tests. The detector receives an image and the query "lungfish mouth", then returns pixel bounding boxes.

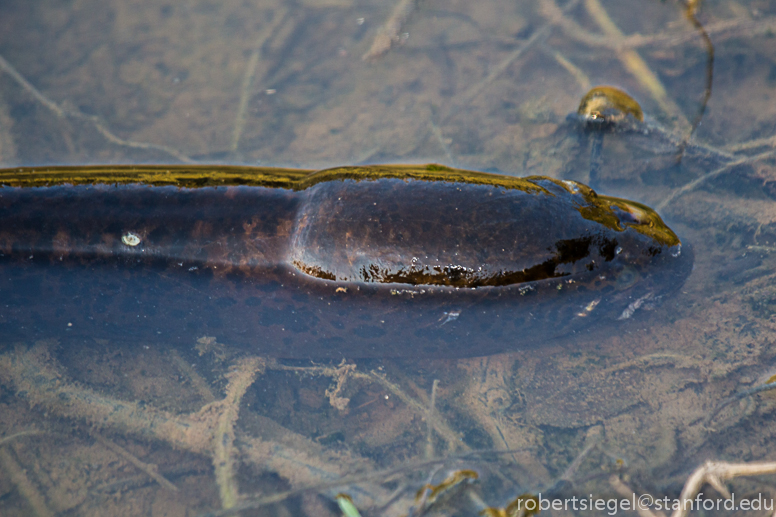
[294,233,621,288]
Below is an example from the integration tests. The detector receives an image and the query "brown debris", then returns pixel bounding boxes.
[362,0,418,61]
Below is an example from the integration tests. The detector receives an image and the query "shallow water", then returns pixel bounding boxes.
[1,0,776,515]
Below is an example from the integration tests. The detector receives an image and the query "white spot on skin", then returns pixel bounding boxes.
[122,232,141,246]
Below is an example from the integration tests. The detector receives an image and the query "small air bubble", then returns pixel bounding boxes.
[615,246,623,255]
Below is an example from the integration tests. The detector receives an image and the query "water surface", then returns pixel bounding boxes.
[0,0,775,515]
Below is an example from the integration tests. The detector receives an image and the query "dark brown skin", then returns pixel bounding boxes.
[0,164,693,358]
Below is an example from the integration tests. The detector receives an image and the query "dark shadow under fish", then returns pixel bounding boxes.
[0,164,693,358]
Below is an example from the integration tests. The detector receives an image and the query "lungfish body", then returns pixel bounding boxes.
[0,164,692,358]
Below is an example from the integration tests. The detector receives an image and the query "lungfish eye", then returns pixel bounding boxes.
[616,266,640,290]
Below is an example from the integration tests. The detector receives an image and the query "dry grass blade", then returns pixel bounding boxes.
[0,53,194,163]
[705,379,776,425]
[231,9,289,152]
[674,0,714,163]
[452,0,581,114]
[90,431,178,492]
[0,447,54,517]
[657,148,776,210]
[0,430,45,446]
[208,357,264,509]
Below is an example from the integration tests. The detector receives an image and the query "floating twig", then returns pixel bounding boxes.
[672,460,776,517]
